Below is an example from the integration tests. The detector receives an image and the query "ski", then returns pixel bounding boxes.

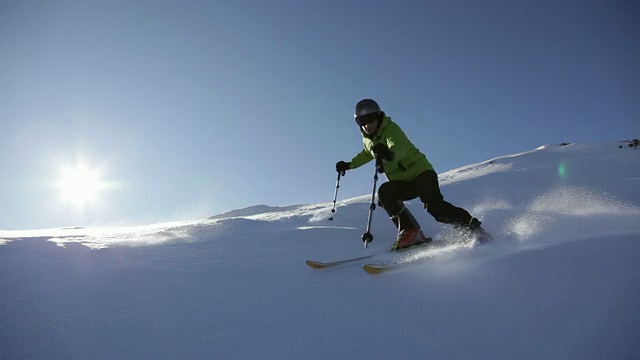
[305,238,434,270]
[363,229,494,275]
[305,254,376,269]
[363,262,398,274]
[363,243,436,274]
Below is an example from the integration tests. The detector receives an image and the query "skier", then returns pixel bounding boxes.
[336,99,485,250]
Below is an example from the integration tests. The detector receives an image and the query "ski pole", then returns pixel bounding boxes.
[361,158,382,247]
[328,172,342,220]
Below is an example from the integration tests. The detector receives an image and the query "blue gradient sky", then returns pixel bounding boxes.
[1,0,638,230]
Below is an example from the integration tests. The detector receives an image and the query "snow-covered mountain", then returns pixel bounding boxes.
[1,141,639,359]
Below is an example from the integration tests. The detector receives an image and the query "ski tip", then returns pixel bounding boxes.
[362,264,389,275]
[305,260,328,269]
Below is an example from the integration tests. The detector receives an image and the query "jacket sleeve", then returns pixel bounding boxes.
[349,148,374,169]
[383,122,411,163]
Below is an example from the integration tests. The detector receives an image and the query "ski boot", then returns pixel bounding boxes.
[473,226,493,244]
[391,228,431,251]
[467,218,493,243]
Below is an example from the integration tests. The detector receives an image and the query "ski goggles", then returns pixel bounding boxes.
[355,112,379,126]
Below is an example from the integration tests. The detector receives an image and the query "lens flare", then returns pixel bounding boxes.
[558,163,567,179]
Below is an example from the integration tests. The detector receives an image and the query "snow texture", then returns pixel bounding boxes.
[1,141,640,359]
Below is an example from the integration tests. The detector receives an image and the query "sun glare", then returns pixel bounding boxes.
[55,163,109,209]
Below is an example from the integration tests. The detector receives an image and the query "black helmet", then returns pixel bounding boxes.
[354,99,381,118]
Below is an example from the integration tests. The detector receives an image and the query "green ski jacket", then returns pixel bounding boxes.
[349,116,434,181]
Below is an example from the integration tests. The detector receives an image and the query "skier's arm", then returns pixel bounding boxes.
[349,148,374,169]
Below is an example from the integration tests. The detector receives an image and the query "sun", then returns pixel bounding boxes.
[55,163,109,209]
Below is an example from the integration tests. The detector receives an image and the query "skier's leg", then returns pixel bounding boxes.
[377,181,420,231]
[418,170,481,229]
[425,200,481,228]
[378,180,429,250]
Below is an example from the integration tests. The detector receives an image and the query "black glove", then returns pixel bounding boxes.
[371,144,394,161]
[335,161,350,175]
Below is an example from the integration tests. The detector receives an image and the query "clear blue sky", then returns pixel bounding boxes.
[1,0,638,230]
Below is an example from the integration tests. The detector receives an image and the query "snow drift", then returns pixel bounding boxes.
[1,141,639,359]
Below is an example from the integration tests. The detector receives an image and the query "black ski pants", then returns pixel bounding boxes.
[377,170,475,231]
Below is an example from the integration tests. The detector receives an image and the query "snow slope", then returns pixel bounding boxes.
[1,141,639,359]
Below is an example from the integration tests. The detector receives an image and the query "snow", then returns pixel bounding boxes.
[1,141,640,359]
